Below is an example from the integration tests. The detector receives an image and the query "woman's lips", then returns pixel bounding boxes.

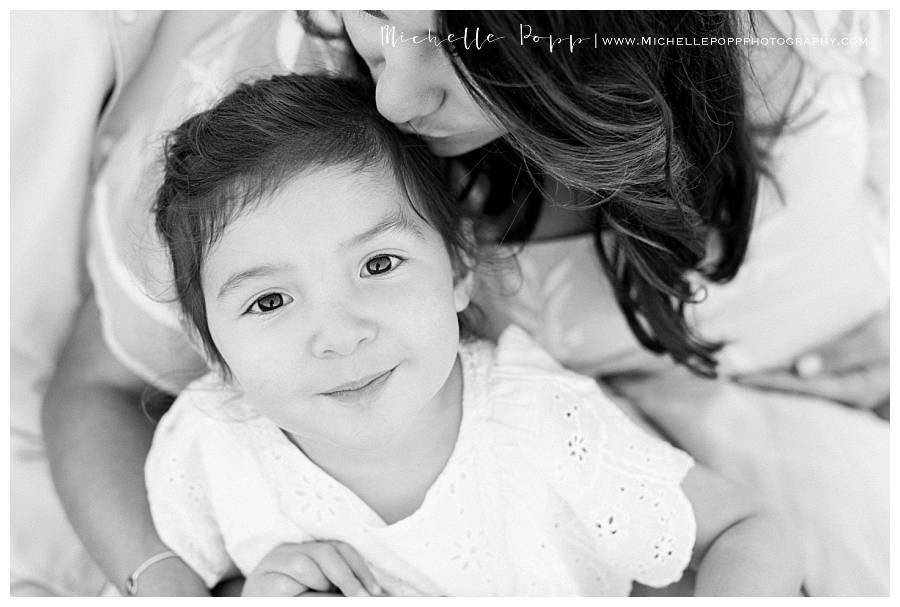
[397,123,453,139]
[320,367,396,403]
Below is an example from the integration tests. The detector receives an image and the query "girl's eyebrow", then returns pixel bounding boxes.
[216,263,292,302]
[216,209,422,301]
[342,206,423,248]
[363,10,388,20]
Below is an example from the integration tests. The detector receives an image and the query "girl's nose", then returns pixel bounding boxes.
[374,51,445,126]
[309,303,377,359]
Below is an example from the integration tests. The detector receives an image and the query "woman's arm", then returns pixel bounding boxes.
[41,291,208,596]
[682,464,804,596]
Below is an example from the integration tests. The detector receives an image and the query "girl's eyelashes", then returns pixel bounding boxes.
[362,254,403,277]
[245,292,294,315]
[240,255,403,314]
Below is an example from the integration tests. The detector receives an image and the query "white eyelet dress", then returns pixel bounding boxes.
[146,326,695,596]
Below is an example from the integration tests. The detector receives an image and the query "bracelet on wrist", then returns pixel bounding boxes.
[124,550,181,596]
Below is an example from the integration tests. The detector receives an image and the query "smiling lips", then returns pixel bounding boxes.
[398,123,452,139]
[320,367,396,403]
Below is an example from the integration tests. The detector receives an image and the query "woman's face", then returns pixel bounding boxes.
[341,10,505,157]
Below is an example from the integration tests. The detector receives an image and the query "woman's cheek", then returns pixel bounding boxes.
[342,15,382,65]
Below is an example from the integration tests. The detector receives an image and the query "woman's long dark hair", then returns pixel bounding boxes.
[440,11,767,377]
[301,11,773,377]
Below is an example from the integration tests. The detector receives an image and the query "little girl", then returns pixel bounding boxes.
[146,73,803,596]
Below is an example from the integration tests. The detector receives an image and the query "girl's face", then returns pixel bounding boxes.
[341,10,505,157]
[202,164,472,453]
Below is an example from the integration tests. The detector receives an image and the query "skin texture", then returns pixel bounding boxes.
[42,293,209,597]
[241,541,381,597]
[681,466,803,596]
[341,10,505,157]
[204,164,472,525]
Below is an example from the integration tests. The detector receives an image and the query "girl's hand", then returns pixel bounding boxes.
[130,554,210,596]
[737,309,889,414]
[241,541,383,597]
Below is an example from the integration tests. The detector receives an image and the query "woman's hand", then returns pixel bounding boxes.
[737,309,889,415]
[241,541,383,597]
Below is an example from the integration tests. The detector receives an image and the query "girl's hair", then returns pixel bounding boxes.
[155,74,476,375]
[301,10,773,377]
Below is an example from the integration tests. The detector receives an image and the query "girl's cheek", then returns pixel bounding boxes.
[222,333,295,394]
[397,279,459,325]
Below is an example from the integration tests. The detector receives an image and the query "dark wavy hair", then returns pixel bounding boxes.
[302,10,772,377]
[154,74,477,376]
[441,11,772,377]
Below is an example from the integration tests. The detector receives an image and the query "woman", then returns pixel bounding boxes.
[41,10,888,596]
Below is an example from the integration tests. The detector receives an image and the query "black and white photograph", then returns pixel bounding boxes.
[9,9,891,597]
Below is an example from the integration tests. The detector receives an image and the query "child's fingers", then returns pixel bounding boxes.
[242,570,311,597]
[331,541,383,596]
[244,541,379,597]
[243,544,332,596]
[305,542,372,597]
[280,552,334,593]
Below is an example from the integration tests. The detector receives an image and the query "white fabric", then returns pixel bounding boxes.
[627,375,889,597]
[9,10,162,596]
[11,10,114,441]
[146,327,695,596]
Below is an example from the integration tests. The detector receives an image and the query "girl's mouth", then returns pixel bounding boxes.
[320,367,396,403]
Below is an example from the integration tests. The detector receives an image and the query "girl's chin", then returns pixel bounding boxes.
[287,427,396,454]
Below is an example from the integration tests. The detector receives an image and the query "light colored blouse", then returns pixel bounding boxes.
[146,327,695,596]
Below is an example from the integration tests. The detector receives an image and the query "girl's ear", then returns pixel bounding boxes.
[452,218,476,313]
[453,267,475,313]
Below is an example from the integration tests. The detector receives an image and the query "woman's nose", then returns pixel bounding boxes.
[309,302,377,359]
[374,50,445,126]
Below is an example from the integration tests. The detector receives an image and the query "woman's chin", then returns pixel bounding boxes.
[424,132,502,157]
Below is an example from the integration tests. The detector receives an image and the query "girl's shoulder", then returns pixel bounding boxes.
[466,327,696,589]
[473,326,693,485]
[151,372,267,460]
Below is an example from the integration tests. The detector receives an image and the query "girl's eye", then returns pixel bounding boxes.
[362,254,402,277]
[247,292,293,314]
